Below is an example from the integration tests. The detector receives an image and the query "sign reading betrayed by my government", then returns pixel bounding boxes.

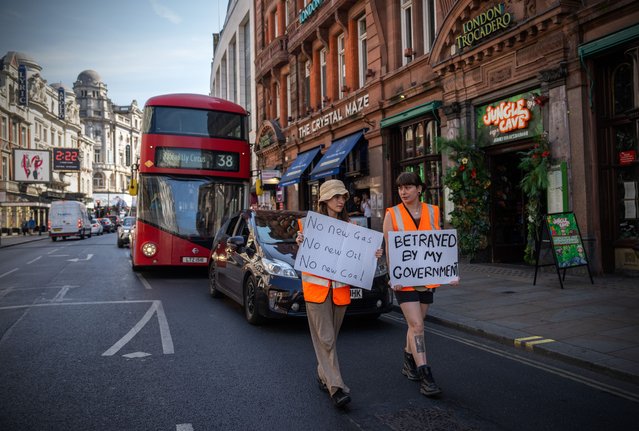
[294,211,383,289]
[388,230,459,287]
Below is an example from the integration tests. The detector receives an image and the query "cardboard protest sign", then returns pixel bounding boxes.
[388,229,459,287]
[294,211,383,289]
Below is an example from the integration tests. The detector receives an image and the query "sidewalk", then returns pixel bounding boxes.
[425,263,639,385]
[0,233,49,248]
[3,233,638,385]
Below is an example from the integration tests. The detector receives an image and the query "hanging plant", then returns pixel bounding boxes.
[438,134,491,259]
[519,132,552,264]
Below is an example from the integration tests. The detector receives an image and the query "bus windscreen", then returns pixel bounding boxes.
[144,106,246,140]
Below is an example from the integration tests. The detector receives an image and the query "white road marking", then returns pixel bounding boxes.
[381,314,639,403]
[0,300,154,311]
[0,268,19,279]
[102,300,174,356]
[176,424,194,431]
[27,256,42,265]
[67,254,94,262]
[135,272,153,290]
[47,248,59,254]
[51,286,71,302]
[0,286,14,300]
[123,352,151,358]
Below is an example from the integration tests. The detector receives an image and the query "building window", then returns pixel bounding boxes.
[21,127,27,147]
[275,82,281,119]
[423,0,435,53]
[396,119,441,206]
[95,149,101,163]
[243,22,252,121]
[93,173,104,188]
[358,16,367,88]
[286,74,292,121]
[338,34,346,98]
[221,54,228,99]
[1,116,7,141]
[12,122,18,143]
[401,0,414,65]
[229,38,237,103]
[2,155,8,180]
[320,48,328,105]
[304,60,311,113]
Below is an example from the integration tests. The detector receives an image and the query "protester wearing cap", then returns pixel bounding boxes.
[296,179,382,408]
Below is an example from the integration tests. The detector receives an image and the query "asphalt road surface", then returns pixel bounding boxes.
[1,234,637,430]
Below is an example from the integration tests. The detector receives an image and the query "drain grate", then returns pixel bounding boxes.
[376,407,477,431]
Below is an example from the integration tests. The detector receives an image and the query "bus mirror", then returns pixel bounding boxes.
[128,179,138,196]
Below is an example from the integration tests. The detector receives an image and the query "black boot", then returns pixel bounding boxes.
[402,350,420,381]
[418,365,442,397]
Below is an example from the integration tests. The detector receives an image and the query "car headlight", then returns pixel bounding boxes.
[375,259,388,277]
[142,242,157,257]
[261,257,298,278]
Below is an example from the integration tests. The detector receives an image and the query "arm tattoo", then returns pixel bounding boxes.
[415,335,425,353]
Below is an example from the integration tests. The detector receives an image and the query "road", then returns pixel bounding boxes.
[1,234,637,430]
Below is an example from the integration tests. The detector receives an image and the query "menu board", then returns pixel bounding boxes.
[546,212,588,269]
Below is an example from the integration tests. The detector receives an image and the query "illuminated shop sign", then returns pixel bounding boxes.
[58,87,66,119]
[298,94,369,138]
[456,3,513,50]
[476,91,543,146]
[299,0,324,24]
[18,64,28,106]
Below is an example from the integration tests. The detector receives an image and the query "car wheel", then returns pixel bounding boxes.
[208,264,222,298]
[243,275,264,325]
[51,236,57,242]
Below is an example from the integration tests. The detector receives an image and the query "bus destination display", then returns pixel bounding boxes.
[155,147,239,172]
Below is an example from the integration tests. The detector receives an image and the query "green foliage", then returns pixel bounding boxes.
[438,134,491,259]
[518,133,552,263]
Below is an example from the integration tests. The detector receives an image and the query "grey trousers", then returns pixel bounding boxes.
[306,290,349,396]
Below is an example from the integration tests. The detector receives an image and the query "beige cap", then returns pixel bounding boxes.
[318,179,349,203]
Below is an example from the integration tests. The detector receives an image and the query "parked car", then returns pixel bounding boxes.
[108,215,121,227]
[117,216,136,248]
[98,218,115,233]
[90,218,104,236]
[208,209,393,324]
[48,200,92,241]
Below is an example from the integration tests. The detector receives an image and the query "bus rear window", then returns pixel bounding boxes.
[143,106,246,140]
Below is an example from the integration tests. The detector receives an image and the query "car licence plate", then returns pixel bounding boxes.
[350,288,362,299]
[182,257,207,263]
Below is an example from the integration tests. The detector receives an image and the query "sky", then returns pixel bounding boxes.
[0,0,229,107]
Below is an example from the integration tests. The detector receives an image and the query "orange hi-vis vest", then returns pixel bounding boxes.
[298,218,351,305]
[387,202,441,291]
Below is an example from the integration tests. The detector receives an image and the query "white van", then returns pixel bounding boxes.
[48,200,92,241]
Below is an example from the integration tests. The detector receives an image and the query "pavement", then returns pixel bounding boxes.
[2,233,638,386]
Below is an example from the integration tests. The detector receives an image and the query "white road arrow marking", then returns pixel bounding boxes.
[122,352,151,358]
[67,254,94,262]
[102,300,174,356]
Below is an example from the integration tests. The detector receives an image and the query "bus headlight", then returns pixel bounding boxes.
[142,242,158,257]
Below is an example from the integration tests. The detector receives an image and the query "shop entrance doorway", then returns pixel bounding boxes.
[488,148,529,263]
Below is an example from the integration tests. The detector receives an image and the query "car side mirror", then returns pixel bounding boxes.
[227,235,246,251]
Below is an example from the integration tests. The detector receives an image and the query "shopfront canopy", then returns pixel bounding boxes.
[279,147,322,187]
[309,131,364,181]
[380,100,442,128]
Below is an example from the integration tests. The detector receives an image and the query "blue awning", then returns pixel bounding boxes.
[279,147,322,187]
[309,131,364,180]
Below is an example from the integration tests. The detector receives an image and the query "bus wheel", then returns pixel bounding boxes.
[208,265,222,298]
[51,237,57,242]
[243,275,263,325]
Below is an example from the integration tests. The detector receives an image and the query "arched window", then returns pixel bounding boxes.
[403,126,414,159]
[93,173,104,188]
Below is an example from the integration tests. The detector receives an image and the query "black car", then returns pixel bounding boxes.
[117,216,136,248]
[98,218,116,233]
[208,209,393,324]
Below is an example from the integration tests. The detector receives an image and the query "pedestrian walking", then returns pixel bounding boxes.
[361,193,372,228]
[382,171,457,397]
[28,217,36,235]
[296,179,382,408]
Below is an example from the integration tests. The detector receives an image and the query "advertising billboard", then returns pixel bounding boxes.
[13,149,51,183]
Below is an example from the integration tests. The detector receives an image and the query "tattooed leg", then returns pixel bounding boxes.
[415,334,425,353]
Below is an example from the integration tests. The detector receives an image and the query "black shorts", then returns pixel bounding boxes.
[395,289,434,305]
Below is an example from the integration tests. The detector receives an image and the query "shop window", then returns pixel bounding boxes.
[403,126,414,158]
[613,63,633,114]
[415,123,424,156]
[344,141,369,177]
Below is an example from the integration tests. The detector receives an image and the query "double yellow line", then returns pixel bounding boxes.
[514,335,555,351]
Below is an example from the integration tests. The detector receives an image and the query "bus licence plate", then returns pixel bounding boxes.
[182,257,207,263]
[350,288,362,299]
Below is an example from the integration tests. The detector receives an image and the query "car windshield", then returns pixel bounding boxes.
[122,217,135,227]
[253,211,304,245]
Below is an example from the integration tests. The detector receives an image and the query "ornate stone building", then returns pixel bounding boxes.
[253,0,639,274]
[0,52,93,233]
[73,70,142,212]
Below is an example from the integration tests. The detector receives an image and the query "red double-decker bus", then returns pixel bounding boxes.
[130,94,250,270]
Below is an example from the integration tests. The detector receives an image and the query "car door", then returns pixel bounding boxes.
[224,214,252,301]
[214,215,240,299]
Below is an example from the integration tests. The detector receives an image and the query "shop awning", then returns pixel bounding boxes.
[279,147,322,187]
[578,23,639,58]
[309,131,364,181]
[380,100,442,128]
